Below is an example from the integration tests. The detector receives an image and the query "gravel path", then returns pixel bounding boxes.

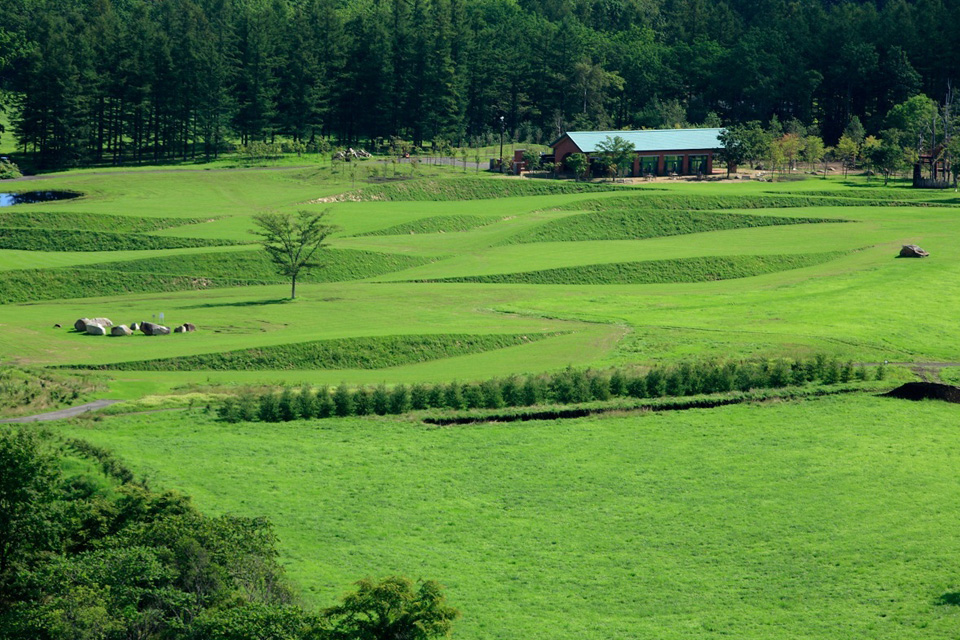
[0,399,123,423]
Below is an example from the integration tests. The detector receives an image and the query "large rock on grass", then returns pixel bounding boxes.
[111,325,133,336]
[140,321,170,336]
[130,322,140,332]
[85,324,107,336]
[74,318,92,332]
[173,322,196,333]
[899,244,929,258]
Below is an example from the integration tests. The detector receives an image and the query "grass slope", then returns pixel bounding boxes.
[61,394,960,639]
[561,193,940,211]
[352,215,498,236]
[0,228,240,252]
[337,177,626,201]
[413,252,847,285]
[503,209,841,244]
[0,211,216,232]
[0,249,433,303]
[71,332,558,370]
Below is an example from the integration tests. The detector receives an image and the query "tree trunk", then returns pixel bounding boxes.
[291,274,297,299]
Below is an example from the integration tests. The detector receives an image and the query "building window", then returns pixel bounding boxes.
[663,155,682,175]
[689,155,708,175]
[639,156,658,176]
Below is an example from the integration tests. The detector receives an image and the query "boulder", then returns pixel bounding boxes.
[74,318,92,332]
[111,324,133,336]
[174,325,186,333]
[152,325,171,335]
[140,321,159,335]
[130,322,140,332]
[89,317,113,327]
[85,324,107,336]
[54,323,61,328]
[899,244,929,258]
[182,322,196,332]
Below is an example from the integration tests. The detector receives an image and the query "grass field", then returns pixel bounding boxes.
[6,162,960,638]
[59,394,960,639]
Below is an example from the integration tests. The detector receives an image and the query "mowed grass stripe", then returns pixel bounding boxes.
[0,211,217,232]
[352,215,499,236]
[0,228,240,252]
[503,209,843,245]
[336,177,628,201]
[0,249,434,304]
[410,252,847,285]
[558,193,946,212]
[68,332,561,370]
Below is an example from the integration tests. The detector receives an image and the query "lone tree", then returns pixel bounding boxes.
[251,210,334,299]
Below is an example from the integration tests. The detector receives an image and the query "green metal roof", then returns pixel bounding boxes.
[553,128,723,153]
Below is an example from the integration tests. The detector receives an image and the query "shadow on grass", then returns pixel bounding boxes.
[180,298,292,309]
[936,592,960,606]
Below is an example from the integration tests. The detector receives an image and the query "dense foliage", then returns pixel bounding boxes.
[0,428,460,640]
[2,0,958,167]
[0,365,103,417]
[218,355,883,422]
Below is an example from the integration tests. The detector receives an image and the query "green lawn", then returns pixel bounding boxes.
[59,394,960,639]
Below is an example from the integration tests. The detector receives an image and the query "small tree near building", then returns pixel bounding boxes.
[594,135,635,181]
[565,153,590,181]
[251,210,334,299]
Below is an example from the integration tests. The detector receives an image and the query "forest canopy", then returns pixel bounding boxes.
[0,0,956,167]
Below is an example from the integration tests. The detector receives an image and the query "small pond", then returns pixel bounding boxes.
[0,191,81,206]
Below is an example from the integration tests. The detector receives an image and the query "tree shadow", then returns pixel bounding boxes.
[180,298,291,310]
[935,592,960,606]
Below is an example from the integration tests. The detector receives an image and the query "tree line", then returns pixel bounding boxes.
[1,0,959,168]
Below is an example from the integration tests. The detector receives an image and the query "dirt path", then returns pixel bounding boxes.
[0,399,123,423]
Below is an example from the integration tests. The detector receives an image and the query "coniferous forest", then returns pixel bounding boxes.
[0,0,956,167]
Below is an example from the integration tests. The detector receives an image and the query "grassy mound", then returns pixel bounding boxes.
[561,194,938,212]
[785,189,928,200]
[353,215,498,236]
[0,228,239,252]
[412,252,847,285]
[70,333,559,371]
[0,211,215,232]
[503,209,841,244]
[0,365,104,417]
[0,249,433,304]
[335,177,625,201]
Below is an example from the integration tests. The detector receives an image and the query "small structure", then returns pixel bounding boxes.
[550,128,722,178]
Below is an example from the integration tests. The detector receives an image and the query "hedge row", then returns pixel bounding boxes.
[560,194,938,212]
[503,208,841,245]
[409,252,846,286]
[218,356,885,423]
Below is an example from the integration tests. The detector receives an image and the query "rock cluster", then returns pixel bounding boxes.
[71,317,196,336]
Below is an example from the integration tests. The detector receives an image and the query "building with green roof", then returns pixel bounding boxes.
[550,128,723,177]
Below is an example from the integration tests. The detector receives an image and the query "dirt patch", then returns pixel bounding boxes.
[884,382,960,403]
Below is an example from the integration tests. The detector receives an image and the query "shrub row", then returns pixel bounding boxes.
[0,228,239,252]
[218,356,886,422]
[0,365,103,415]
[343,177,623,201]
[64,438,136,484]
[0,211,213,232]
[410,252,846,286]
[71,332,557,371]
[353,215,499,236]
[503,208,841,245]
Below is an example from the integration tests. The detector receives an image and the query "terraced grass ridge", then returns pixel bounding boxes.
[69,332,560,370]
[560,194,942,211]
[353,215,498,236]
[504,209,843,244]
[0,228,240,252]
[411,252,847,285]
[0,211,216,232]
[333,177,627,201]
[0,249,433,303]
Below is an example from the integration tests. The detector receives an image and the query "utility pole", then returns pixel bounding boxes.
[499,115,505,173]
